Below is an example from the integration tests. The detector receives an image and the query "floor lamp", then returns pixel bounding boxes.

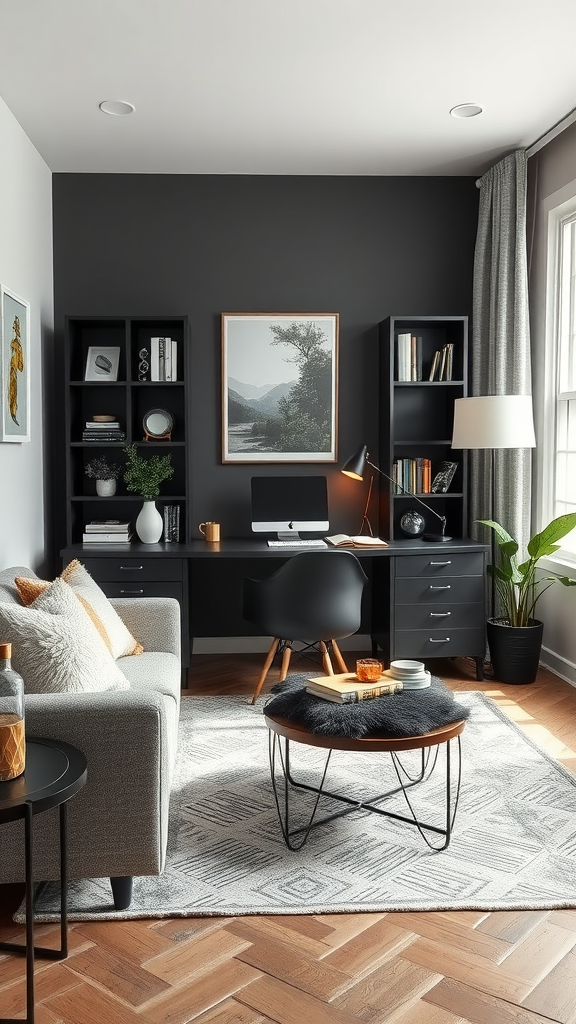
[451,395,536,609]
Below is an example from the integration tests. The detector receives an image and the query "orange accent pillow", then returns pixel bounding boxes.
[15,576,114,654]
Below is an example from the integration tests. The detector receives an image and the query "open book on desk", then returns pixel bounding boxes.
[325,534,388,548]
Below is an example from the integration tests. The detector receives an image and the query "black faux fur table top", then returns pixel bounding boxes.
[264,673,470,739]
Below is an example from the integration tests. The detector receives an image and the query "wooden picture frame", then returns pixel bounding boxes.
[221,312,339,463]
[85,346,120,382]
[0,285,30,442]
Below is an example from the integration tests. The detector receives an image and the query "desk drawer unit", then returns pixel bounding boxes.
[392,551,486,661]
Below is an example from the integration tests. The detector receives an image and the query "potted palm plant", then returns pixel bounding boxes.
[478,513,576,683]
[85,455,122,497]
[123,444,174,543]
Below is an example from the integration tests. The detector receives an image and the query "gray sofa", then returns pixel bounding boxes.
[0,566,181,910]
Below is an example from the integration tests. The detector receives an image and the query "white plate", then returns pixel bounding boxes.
[390,659,425,673]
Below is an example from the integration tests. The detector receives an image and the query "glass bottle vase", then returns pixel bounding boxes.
[0,641,25,781]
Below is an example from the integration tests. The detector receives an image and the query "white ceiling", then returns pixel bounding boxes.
[1,0,576,176]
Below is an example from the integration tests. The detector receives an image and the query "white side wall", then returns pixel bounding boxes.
[529,123,576,686]
[0,96,53,570]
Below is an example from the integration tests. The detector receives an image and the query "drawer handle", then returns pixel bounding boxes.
[430,611,451,617]
[429,637,451,642]
[120,565,144,571]
[429,584,451,590]
[429,560,452,566]
[120,589,144,595]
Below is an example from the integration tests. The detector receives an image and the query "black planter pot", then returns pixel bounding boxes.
[486,617,544,685]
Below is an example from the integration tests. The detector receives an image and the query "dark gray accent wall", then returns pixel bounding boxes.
[52,173,478,555]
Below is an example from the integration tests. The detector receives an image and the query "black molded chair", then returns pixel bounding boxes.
[243,549,368,703]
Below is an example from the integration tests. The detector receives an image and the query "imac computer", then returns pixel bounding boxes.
[251,476,329,544]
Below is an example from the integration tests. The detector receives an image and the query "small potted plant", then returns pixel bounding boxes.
[85,455,122,497]
[478,513,576,683]
[123,444,174,543]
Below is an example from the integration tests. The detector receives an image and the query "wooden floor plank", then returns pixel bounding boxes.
[324,916,416,974]
[474,910,551,943]
[235,974,365,1024]
[391,913,511,963]
[63,943,171,1007]
[143,959,263,1024]
[225,917,332,958]
[521,947,576,1023]
[498,921,576,987]
[333,954,442,1018]
[401,938,533,1002]
[423,976,555,1024]
[194,998,269,1024]
[0,962,81,1019]
[144,929,252,985]
[235,934,354,1000]
[44,981,156,1024]
[74,919,175,963]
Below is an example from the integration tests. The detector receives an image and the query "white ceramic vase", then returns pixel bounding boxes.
[136,500,163,543]
[96,478,117,497]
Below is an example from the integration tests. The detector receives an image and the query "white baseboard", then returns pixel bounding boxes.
[539,645,576,688]
[192,635,373,655]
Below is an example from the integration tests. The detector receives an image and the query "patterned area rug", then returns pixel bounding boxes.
[22,690,576,921]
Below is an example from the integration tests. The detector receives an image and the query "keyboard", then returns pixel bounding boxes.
[267,539,328,548]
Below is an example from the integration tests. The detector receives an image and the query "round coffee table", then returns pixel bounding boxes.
[0,737,87,1024]
[264,713,465,852]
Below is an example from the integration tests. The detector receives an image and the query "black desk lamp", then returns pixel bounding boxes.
[341,444,451,542]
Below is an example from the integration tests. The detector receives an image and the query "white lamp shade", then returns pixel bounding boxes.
[451,395,536,449]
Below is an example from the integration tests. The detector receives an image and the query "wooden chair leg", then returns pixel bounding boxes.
[331,640,349,674]
[320,640,334,676]
[251,638,280,704]
[279,642,293,681]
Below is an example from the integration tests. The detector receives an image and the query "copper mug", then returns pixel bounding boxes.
[199,521,220,542]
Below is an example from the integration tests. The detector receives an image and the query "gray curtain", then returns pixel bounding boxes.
[470,149,533,612]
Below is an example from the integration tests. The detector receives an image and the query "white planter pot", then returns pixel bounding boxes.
[96,478,117,497]
[136,500,163,543]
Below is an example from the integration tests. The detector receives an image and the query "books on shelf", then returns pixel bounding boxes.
[84,520,131,533]
[428,342,454,381]
[325,534,388,548]
[82,422,126,442]
[151,337,178,382]
[82,534,132,543]
[396,333,422,381]
[393,458,432,495]
[84,519,132,543]
[163,504,180,542]
[430,460,458,493]
[305,672,404,703]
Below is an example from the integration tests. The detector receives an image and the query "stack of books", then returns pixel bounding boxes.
[83,520,133,543]
[305,672,404,704]
[163,504,180,542]
[150,337,178,381]
[428,342,454,381]
[82,420,126,442]
[396,333,422,381]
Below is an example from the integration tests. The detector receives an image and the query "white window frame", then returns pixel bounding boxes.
[541,194,576,565]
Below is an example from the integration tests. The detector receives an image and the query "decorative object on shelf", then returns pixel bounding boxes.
[221,312,339,464]
[399,509,426,537]
[0,641,25,780]
[138,346,150,382]
[143,407,173,441]
[163,504,180,542]
[84,346,120,382]
[0,284,30,443]
[478,513,576,684]
[430,461,458,493]
[135,501,164,544]
[84,455,122,497]
[341,444,451,542]
[123,444,174,544]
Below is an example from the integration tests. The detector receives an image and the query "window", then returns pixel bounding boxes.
[545,199,576,558]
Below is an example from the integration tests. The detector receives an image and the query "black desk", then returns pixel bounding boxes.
[0,737,87,1024]
[62,537,488,680]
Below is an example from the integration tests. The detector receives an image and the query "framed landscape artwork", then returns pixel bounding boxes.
[221,312,339,463]
[0,285,30,442]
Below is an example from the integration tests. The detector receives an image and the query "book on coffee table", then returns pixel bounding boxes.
[305,672,403,703]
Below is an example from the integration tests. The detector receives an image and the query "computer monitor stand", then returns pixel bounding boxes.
[276,531,302,541]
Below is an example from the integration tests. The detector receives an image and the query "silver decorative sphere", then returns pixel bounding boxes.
[400,509,426,537]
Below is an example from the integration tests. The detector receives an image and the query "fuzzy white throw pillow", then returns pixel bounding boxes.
[0,578,130,693]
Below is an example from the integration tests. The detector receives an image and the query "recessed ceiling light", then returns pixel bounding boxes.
[99,100,135,116]
[450,103,482,119]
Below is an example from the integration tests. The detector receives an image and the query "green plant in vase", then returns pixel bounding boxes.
[123,444,174,543]
[478,513,576,683]
[85,455,122,496]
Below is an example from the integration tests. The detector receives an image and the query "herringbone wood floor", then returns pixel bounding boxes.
[1,653,576,1024]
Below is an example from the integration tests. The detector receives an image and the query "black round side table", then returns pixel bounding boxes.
[0,737,87,1024]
